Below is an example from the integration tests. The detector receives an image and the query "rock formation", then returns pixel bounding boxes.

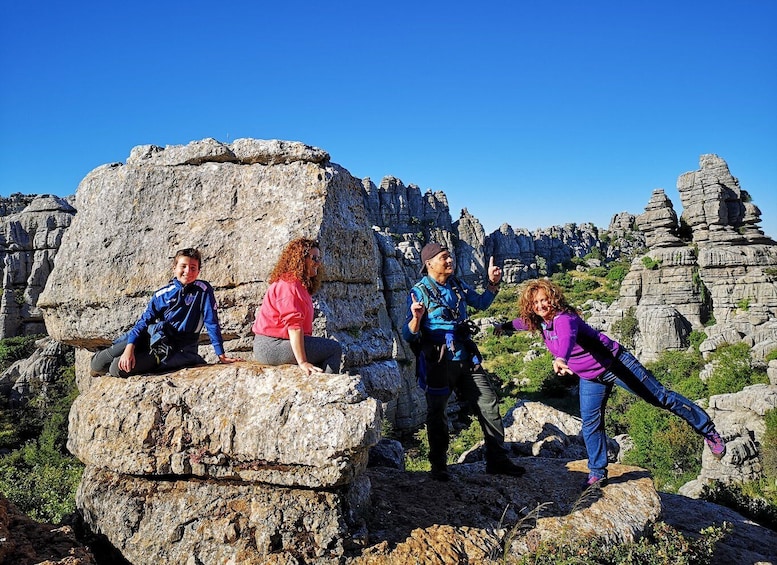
[0,194,76,339]
[0,336,72,404]
[16,139,777,563]
[680,383,777,497]
[37,138,402,410]
[590,154,777,363]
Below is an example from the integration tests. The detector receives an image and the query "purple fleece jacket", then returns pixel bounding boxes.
[509,311,621,380]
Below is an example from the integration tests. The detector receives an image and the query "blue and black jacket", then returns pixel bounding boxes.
[125,278,225,356]
[402,275,496,393]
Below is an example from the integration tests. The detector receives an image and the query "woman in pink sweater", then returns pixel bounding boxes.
[253,238,341,375]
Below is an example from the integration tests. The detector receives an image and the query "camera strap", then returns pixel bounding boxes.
[414,276,465,322]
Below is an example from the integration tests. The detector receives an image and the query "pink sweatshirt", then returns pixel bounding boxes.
[252,276,313,339]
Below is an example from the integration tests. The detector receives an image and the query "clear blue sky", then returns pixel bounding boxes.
[2,1,775,238]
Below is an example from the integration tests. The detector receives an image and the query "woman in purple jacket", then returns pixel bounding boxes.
[495,278,726,488]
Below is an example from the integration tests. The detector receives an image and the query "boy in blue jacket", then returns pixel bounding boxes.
[91,248,238,377]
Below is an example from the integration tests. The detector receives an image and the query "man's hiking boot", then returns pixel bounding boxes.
[486,459,525,477]
[705,431,726,459]
[429,464,450,482]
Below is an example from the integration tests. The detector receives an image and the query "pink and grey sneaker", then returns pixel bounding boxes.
[582,475,607,490]
[705,431,726,459]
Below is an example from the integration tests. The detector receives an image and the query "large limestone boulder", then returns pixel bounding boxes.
[78,466,371,564]
[36,137,402,405]
[68,363,381,488]
[70,363,380,564]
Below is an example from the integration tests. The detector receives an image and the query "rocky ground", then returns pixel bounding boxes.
[357,458,777,564]
[2,457,776,564]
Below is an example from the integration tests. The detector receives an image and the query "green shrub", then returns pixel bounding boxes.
[0,358,83,524]
[706,343,768,396]
[583,248,605,262]
[551,272,573,290]
[0,334,43,372]
[513,520,730,564]
[0,431,84,523]
[605,264,629,285]
[701,481,777,532]
[736,298,751,311]
[572,278,600,293]
[688,330,707,352]
[587,266,608,278]
[622,402,701,492]
[763,408,777,480]
[610,307,638,349]
[641,256,661,270]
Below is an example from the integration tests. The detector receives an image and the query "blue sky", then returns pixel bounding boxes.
[2,1,775,238]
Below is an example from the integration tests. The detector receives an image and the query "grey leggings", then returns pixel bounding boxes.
[253,334,342,373]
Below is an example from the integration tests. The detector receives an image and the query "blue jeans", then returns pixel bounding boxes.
[579,349,716,479]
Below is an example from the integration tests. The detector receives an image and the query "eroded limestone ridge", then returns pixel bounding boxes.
[0,194,76,338]
[592,154,777,365]
[679,153,772,245]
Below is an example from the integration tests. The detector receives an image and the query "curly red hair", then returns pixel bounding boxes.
[517,278,576,331]
[269,238,323,294]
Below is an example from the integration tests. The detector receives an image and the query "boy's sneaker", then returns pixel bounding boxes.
[583,475,607,490]
[705,431,726,459]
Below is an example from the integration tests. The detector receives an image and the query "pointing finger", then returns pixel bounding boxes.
[489,256,495,270]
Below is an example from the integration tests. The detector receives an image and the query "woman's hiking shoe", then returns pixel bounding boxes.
[583,475,607,490]
[705,431,726,459]
[485,459,525,477]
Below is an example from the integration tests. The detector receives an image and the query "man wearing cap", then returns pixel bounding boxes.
[402,242,525,481]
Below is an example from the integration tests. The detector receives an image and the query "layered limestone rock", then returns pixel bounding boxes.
[680,384,777,497]
[635,189,683,248]
[678,154,771,245]
[0,336,71,403]
[362,174,642,288]
[69,364,380,488]
[0,194,75,339]
[69,364,380,564]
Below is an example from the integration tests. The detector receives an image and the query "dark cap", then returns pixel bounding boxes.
[420,242,447,274]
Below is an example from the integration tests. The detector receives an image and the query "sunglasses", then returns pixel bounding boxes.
[308,255,322,263]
